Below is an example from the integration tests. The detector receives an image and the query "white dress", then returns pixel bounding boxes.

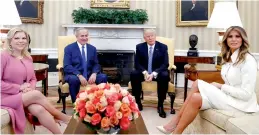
[198,50,259,113]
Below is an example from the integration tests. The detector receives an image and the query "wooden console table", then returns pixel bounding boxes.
[31,54,48,63]
[184,64,224,101]
[34,63,49,96]
[174,56,214,87]
[31,54,49,96]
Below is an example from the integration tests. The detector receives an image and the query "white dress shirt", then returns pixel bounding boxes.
[77,41,87,62]
[142,44,158,78]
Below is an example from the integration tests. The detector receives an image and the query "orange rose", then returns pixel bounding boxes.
[85,102,96,114]
[110,115,119,126]
[116,112,123,119]
[91,113,102,125]
[120,103,131,117]
[96,103,106,112]
[120,117,130,130]
[105,106,116,117]
[101,117,110,129]
[95,90,104,99]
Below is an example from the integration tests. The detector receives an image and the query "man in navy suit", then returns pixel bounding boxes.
[63,28,107,103]
[130,29,169,118]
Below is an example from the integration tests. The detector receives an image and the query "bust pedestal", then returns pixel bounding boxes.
[187,48,198,57]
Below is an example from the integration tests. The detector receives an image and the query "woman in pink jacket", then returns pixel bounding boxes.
[1,27,71,134]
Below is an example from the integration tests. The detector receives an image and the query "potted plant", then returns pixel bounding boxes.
[71,8,148,24]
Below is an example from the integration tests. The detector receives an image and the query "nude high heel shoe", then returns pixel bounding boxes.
[156,126,175,134]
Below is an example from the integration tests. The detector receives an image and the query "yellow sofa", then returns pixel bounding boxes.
[128,37,177,114]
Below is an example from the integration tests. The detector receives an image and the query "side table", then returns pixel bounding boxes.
[31,54,48,63]
[174,56,214,87]
[184,64,224,101]
[34,63,49,96]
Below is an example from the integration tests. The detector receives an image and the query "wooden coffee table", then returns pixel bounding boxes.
[64,114,148,134]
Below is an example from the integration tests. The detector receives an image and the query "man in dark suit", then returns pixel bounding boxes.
[182,0,208,21]
[63,28,107,103]
[130,29,169,118]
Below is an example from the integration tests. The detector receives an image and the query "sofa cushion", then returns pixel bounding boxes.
[226,112,259,134]
[200,109,246,130]
[1,109,11,129]
[255,70,259,103]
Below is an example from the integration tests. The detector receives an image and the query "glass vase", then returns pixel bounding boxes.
[96,127,120,135]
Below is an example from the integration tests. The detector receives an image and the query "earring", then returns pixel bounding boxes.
[9,45,13,51]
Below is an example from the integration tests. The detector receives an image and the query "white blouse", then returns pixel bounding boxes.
[221,49,259,112]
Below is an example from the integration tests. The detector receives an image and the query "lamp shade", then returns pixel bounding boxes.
[0,0,22,26]
[207,1,242,29]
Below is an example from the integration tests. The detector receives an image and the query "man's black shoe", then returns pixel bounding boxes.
[157,107,166,118]
[137,103,143,111]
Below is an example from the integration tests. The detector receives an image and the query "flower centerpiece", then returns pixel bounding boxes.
[73,83,140,134]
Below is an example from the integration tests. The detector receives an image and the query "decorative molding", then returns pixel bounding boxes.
[32,48,259,60]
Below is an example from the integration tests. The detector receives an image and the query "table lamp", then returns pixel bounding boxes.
[0,0,22,49]
[207,0,242,69]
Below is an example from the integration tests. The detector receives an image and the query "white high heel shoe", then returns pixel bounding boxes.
[156,126,173,134]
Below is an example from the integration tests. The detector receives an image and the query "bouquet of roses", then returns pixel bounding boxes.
[73,83,140,132]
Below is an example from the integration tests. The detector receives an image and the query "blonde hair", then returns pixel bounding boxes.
[5,27,31,59]
[221,26,250,66]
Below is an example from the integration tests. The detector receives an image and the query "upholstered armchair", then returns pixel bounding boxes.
[56,36,77,114]
[128,37,177,114]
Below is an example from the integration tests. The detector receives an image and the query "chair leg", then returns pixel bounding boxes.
[57,87,61,103]
[168,92,176,114]
[61,94,67,114]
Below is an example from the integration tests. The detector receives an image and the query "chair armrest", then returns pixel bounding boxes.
[168,64,177,70]
[169,65,176,84]
[56,64,63,70]
[56,64,65,83]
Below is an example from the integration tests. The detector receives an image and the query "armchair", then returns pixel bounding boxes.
[128,37,177,114]
[56,36,76,114]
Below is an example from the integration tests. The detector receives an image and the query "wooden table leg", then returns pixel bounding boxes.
[175,72,178,87]
[184,76,188,101]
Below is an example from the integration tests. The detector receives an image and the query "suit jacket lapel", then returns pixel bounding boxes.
[75,42,83,62]
[152,42,159,62]
[86,44,91,65]
[143,43,148,61]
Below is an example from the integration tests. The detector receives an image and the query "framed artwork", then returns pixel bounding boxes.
[176,0,214,27]
[15,0,44,24]
[90,0,130,9]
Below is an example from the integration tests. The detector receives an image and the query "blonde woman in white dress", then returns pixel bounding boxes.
[157,26,259,134]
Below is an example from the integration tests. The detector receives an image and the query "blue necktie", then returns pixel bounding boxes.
[82,45,87,79]
[148,46,153,74]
